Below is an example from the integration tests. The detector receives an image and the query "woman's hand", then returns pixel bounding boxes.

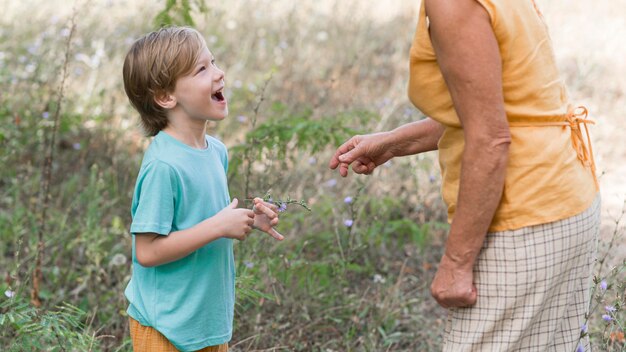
[430,252,477,308]
[329,132,395,177]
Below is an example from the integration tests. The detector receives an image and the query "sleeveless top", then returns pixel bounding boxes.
[408,0,598,231]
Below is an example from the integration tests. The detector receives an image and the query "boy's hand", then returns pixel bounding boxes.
[215,198,255,241]
[252,197,284,241]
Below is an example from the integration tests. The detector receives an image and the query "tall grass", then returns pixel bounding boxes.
[0,1,623,351]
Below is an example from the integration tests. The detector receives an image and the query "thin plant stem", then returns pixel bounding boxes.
[243,74,273,199]
[32,8,78,308]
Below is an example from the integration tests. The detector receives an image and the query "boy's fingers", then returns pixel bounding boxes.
[265,202,279,212]
[229,198,239,208]
[253,198,278,213]
[267,227,284,241]
[254,203,277,218]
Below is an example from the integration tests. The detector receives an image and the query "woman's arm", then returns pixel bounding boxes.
[329,117,444,176]
[426,0,511,308]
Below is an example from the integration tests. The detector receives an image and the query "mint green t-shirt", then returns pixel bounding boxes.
[125,131,234,351]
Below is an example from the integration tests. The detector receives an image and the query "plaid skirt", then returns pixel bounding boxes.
[443,195,601,352]
[129,318,229,352]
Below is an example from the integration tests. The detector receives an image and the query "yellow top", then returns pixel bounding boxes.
[408,0,598,232]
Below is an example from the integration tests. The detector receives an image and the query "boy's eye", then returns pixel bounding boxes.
[197,66,206,73]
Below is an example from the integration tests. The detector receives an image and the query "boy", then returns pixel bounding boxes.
[122,26,284,352]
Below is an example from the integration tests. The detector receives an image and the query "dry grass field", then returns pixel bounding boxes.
[1,0,624,351]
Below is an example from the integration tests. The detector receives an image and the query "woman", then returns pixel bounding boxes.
[329,0,600,351]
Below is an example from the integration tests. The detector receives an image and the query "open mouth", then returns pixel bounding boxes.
[211,89,225,102]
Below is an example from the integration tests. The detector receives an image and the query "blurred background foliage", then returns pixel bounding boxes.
[0,0,624,351]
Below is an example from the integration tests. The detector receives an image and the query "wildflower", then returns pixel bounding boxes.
[109,253,127,267]
[344,219,353,227]
[576,343,584,352]
[244,261,254,269]
[605,305,616,313]
[237,115,247,123]
[308,157,317,165]
[42,111,50,119]
[429,174,436,183]
[581,323,588,334]
[344,196,353,204]
[60,28,71,37]
[600,279,607,291]
[373,274,386,284]
[73,142,82,150]
[278,203,287,213]
[602,314,612,322]
[383,160,392,168]
[4,290,15,298]
[325,178,337,188]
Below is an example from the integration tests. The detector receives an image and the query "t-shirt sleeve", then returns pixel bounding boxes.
[474,0,497,27]
[130,160,177,236]
[210,136,229,173]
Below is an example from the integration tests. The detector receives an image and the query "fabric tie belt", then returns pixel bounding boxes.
[509,106,599,190]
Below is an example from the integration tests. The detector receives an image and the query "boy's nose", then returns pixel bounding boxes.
[214,68,225,82]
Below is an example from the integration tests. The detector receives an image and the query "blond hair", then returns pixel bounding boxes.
[122,27,206,136]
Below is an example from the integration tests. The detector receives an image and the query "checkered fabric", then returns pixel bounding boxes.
[129,318,229,352]
[443,195,601,352]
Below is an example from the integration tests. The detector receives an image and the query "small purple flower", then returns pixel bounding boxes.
[344,219,353,227]
[308,157,317,165]
[581,323,588,334]
[602,314,612,322]
[344,196,353,204]
[4,290,15,298]
[244,261,254,269]
[277,203,287,213]
[42,111,50,119]
[237,115,247,123]
[605,305,616,313]
[576,343,584,352]
[429,174,436,183]
[325,178,337,188]
[600,279,607,291]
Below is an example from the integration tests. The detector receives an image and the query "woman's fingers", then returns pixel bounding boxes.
[329,137,359,169]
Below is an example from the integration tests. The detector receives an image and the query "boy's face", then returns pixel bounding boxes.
[170,46,228,122]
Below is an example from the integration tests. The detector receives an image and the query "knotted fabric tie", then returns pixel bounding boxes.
[509,106,599,190]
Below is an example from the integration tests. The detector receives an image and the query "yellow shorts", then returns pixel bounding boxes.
[129,318,229,352]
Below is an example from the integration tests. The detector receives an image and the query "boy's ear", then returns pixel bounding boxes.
[154,90,177,110]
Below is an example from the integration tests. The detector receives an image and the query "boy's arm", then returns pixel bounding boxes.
[135,199,254,267]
